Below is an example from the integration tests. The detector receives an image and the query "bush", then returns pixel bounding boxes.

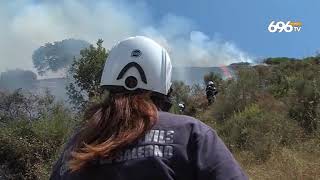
[170,81,207,116]
[216,104,302,162]
[0,89,55,122]
[236,146,320,179]
[0,91,75,179]
[205,68,260,122]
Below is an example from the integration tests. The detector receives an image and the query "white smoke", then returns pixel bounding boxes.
[142,15,252,67]
[0,0,252,78]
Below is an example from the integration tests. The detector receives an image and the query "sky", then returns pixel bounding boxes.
[0,0,319,76]
[148,0,320,58]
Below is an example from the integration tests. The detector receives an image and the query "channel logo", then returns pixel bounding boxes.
[268,21,302,33]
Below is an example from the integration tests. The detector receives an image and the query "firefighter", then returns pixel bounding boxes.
[178,102,185,113]
[206,81,218,105]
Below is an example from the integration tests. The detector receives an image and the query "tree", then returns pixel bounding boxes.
[66,39,108,110]
[32,39,90,75]
[0,69,37,90]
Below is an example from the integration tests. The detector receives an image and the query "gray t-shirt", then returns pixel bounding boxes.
[50,111,248,180]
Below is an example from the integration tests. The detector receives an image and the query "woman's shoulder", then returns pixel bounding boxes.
[157,111,213,133]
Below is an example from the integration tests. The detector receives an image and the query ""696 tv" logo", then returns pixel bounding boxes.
[268,21,302,33]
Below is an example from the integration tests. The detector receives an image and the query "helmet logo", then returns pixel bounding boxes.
[117,62,147,85]
[131,49,142,57]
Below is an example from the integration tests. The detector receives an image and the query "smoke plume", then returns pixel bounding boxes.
[0,0,252,78]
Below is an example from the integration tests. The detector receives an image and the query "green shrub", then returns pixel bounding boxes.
[170,81,207,116]
[0,103,74,180]
[206,68,260,122]
[288,78,320,133]
[217,104,302,162]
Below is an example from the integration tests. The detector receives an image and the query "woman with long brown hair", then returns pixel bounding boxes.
[50,36,247,180]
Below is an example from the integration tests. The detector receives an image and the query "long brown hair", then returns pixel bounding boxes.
[68,92,158,172]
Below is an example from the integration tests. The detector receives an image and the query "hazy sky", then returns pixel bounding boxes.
[0,0,319,76]
[148,0,320,58]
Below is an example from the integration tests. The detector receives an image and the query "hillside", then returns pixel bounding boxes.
[172,66,231,84]
[0,58,320,179]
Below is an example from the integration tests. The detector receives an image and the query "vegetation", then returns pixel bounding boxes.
[188,57,320,179]
[32,39,90,75]
[66,39,108,110]
[168,57,320,179]
[0,90,75,179]
[0,69,37,90]
[1,41,320,179]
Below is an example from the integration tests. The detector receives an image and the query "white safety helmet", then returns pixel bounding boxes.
[100,36,172,95]
[178,103,185,108]
[208,81,214,86]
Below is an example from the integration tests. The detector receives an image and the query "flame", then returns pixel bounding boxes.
[219,65,233,79]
